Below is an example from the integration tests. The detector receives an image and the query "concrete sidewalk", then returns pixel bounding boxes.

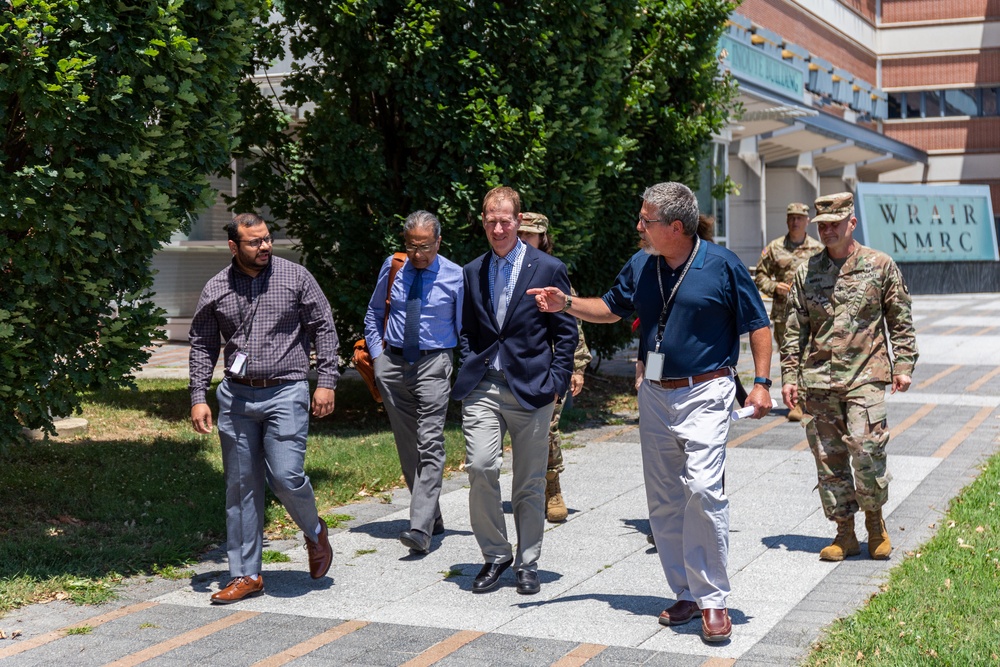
[2,294,1000,666]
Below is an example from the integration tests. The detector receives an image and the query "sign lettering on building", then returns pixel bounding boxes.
[717,35,803,99]
[856,183,998,263]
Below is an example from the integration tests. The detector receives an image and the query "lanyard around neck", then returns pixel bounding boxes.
[653,236,700,353]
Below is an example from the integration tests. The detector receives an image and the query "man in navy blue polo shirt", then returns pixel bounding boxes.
[529,182,772,643]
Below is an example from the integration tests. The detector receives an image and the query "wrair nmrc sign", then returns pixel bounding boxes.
[855,183,998,263]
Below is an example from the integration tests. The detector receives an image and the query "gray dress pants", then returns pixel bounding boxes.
[375,349,452,537]
[216,379,322,578]
[462,370,554,572]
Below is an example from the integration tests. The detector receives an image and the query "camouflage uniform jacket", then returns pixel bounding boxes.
[780,244,918,391]
[570,287,592,374]
[754,234,824,323]
[573,319,592,374]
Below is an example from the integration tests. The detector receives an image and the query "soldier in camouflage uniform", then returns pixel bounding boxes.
[518,212,592,522]
[780,193,918,562]
[755,202,823,421]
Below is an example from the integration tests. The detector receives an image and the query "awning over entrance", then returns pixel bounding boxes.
[732,80,927,180]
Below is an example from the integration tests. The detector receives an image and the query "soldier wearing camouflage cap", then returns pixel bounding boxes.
[518,212,592,524]
[754,202,823,421]
[780,192,918,563]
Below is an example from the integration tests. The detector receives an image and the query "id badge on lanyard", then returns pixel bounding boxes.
[644,351,665,380]
[646,237,700,382]
[229,351,249,377]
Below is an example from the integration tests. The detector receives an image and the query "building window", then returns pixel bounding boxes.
[943,89,979,117]
[696,142,728,247]
[922,91,941,118]
[888,87,1000,119]
[984,88,999,116]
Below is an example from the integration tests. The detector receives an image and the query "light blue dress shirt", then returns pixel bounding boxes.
[363,254,464,359]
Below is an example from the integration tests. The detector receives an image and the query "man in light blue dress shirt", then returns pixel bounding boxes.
[363,210,464,554]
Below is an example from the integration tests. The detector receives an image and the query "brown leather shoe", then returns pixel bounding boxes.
[210,575,263,604]
[658,599,700,626]
[701,608,732,642]
[307,520,333,579]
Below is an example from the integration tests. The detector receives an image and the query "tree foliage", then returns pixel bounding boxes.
[0,0,270,442]
[234,0,738,358]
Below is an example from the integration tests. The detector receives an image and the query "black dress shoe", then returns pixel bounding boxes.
[515,569,540,595]
[399,529,431,554]
[432,516,445,536]
[472,558,513,593]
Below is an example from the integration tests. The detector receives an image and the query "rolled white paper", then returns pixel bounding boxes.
[731,406,755,420]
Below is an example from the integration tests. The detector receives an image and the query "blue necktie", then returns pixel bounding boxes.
[403,269,423,363]
[492,258,508,370]
[494,257,509,327]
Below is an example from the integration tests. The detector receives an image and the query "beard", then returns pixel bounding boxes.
[639,237,661,256]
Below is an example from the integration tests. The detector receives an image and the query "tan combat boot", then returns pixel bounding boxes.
[865,509,892,559]
[819,515,861,561]
[787,404,804,422]
[545,471,568,522]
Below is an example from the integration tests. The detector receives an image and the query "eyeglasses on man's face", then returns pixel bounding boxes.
[240,234,273,249]
[637,214,665,229]
[405,242,437,254]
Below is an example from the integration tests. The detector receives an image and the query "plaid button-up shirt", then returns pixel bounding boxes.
[188,256,339,405]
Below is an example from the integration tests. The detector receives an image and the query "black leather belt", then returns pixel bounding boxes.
[388,346,449,358]
[228,376,290,388]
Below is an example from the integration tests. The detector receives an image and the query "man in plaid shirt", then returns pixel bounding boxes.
[189,212,339,604]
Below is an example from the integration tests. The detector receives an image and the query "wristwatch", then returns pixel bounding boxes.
[753,376,772,389]
[560,294,573,313]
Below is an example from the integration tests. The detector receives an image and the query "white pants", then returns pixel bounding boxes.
[638,376,735,609]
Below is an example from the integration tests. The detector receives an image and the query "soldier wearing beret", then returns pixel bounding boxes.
[754,202,823,421]
[780,192,918,562]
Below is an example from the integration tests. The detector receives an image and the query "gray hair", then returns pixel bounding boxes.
[642,182,699,237]
[403,210,441,239]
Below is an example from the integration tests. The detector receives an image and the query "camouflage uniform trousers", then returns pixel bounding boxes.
[803,383,890,520]
[771,299,790,351]
[547,392,567,473]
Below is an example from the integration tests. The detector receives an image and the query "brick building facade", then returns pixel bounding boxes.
[718,0,998,275]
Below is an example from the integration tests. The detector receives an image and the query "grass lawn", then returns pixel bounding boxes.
[805,457,1000,665]
[0,372,636,616]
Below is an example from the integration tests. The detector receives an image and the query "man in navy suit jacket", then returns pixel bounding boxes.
[452,186,578,595]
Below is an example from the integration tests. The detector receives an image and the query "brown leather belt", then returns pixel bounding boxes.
[228,376,290,388]
[650,367,733,389]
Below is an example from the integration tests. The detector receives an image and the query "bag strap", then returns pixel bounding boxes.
[383,252,408,331]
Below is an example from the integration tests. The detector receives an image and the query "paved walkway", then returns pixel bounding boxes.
[3,294,1000,666]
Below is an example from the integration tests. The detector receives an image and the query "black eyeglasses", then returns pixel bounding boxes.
[405,243,437,254]
[240,235,273,249]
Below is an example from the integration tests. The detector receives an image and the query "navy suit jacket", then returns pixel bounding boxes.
[452,244,579,410]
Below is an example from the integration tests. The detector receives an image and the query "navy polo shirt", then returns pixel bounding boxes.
[602,242,769,379]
